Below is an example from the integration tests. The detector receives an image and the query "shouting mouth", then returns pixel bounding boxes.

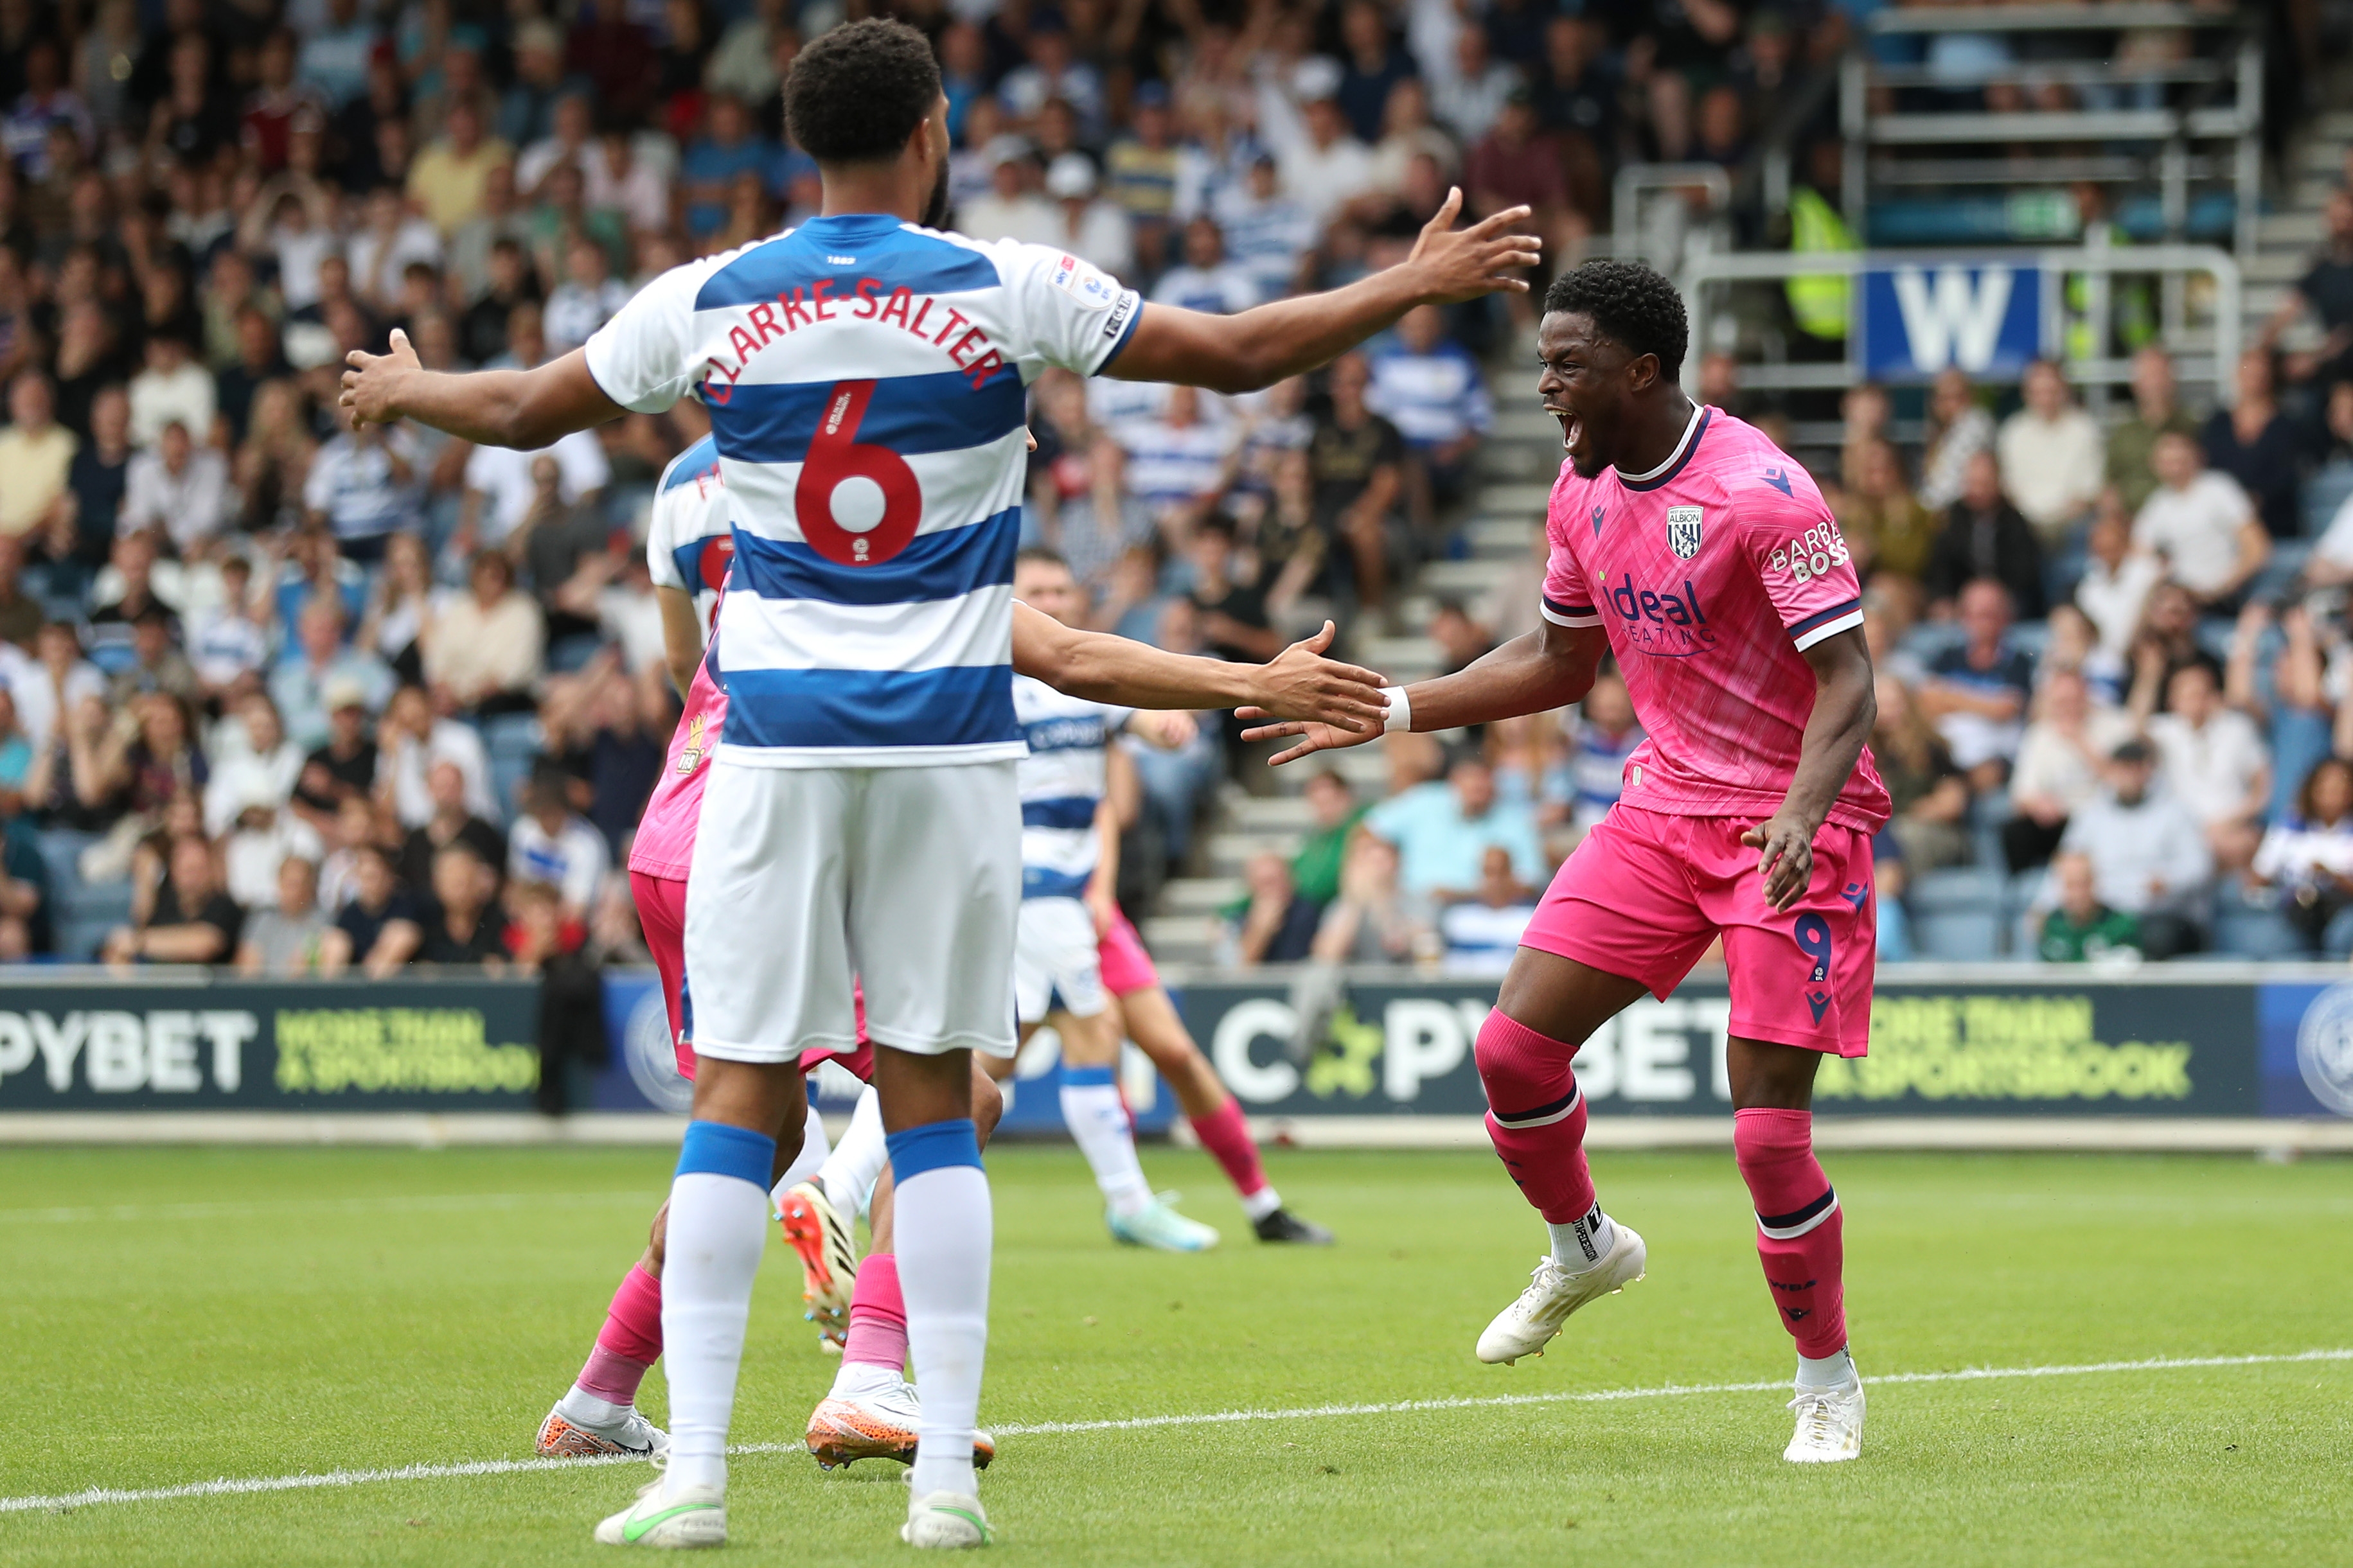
[1545,403,1580,453]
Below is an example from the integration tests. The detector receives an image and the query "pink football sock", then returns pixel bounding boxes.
[576,1264,663,1404]
[1188,1096,1268,1199]
[1475,1010,1596,1224]
[841,1252,909,1373]
[1733,1107,1848,1361]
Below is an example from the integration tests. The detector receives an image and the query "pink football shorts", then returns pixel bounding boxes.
[1098,908,1161,998]
[632,868,873,1084]
[1519,804,1876,1057]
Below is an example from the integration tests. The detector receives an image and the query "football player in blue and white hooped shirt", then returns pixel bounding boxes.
[338,19,1532,1547]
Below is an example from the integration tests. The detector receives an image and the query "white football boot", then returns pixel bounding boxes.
[1783,1376,1866,1463]
[903,1490,993,1549]
[804,1375,997,1471]
[593,1470,726,1548]
[538,1396,670,1460]
[1474,1223,1647,1365]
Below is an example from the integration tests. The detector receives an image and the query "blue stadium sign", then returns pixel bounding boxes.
[1858,263,2045,382]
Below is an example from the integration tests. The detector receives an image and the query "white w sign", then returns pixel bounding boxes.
[1888,265,2016,373]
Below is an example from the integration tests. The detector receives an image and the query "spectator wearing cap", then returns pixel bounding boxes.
[1279,62,1378,229]
[1917,578,2034,795]
[1043,154,1134,278]
[958,137,1060,249]
[1210,155,1317,304]
[1996,359,2103,549]
[1362,752,1545,900]
[2039,738,2212,960]
[2104,346,2199,517]
[120,419,229,555]
[1368,305,1492,524]
[271,596,394,753]
[127,333,216,451]
[290,676,380,831]
[2132,431,2269,611]
[1151,216,1258,316]
[0,372,76,541]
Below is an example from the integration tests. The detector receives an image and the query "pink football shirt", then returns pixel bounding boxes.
[1540,404,1890,834]
[628,437,732,881]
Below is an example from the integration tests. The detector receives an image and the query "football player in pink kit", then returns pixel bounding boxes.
[1243,260,1887,1463]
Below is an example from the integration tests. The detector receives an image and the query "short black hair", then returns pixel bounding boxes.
[1015,545,1070,571]
[1543,259,1689,382]
[785,19,942,164]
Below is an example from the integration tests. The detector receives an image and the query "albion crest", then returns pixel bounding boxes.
[1666,506,1704,559]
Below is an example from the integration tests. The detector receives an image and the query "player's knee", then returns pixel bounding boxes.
[1473,1009,1577,1110]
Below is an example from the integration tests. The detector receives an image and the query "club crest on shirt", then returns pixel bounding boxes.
[1666,506,1704,559]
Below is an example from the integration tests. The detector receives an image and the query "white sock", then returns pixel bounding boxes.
[1060,1071,1151,1217]
[1240,1186,1284,1222]
[894,1154,991,1499]
[768,1100,831,1212]
[1798,1348,1856,1389]
[1547,1202,1618,1276]
[661,1127,775,1493]
[556,1386,631,1427]
[828,1358,901,1401]
[817,1086,889,1220]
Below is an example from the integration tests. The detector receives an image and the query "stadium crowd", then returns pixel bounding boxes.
[1,0,2349,977]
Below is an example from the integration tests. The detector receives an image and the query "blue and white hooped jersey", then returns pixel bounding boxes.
[645,433,731,632]
[585,214,1145,768]
[1013,674,1132,899]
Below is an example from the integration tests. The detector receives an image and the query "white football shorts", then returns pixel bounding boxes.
[1013,894,1108,1024]
[682,759,1020,1062]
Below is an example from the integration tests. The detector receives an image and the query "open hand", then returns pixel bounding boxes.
[1741,813,1818,912]
[1237,622,1390,765]
[1407,189,1544,304]
[340,327,420,428]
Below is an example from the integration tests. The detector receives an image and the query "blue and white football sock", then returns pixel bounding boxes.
[817,1084,890,1220]
[1060,1065,1152,1218]
[889,1118,992,1499]
[662,1121,776,1493]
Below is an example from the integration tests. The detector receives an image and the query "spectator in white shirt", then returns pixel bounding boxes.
[2044,738,2214,958]
[204,691,306,836]
[126,333,217,450]
[1151,215,1259,316]
[1041,153,1135,277]
[2299,470,2353,589]
[456,429,611,555]
[303,421,425,559]
[2250,755,2353,955]
[120,421,229,555]
[542,235,632,355]
[509,762,609,921]
[2075,494,2165,660]
[3,619,105,755]
[2005,666,2136,872]
[955,138,1061,248]
[1430,26,1520,143]
[346,186,444,313]
[1279,78,1378,227]
[2131,431,2270,609]
[1996,358,2104,547]
[378,682,497,827]
[2146,660,2269,872]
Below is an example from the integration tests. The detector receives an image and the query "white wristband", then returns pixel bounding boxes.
[1381,686,1412,734]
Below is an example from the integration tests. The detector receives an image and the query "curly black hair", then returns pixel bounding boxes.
[784,18,942,164]
[1543,260,1689,381]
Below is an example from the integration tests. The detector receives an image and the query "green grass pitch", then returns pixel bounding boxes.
[1,1142,2347,1565]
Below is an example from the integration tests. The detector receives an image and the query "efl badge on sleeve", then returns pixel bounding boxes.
[1666,506,1704,560]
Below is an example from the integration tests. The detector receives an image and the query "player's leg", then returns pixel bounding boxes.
[1710,819,1874,1463]
[594,763,853,1548]
[1057,994,1220,1252]
[1470,808,1712,1362]
[1108,983,1333,1244]
[851,761,1019,1549]
[808,1063,1005,1472]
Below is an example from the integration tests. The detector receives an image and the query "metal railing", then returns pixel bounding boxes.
[1608,163,1733,272]
[1676,243,2242,401]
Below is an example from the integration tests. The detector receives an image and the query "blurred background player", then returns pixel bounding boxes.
[343,17,1529,1546]
[1241,260,1885,1466]
[1008,546,1333,1246]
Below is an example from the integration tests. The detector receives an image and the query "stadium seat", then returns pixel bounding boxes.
[2304,461,2353,537]
[2213,899,2305,959]
[1908,866,2006,914]
[1909,909,2003,962]
[481,713,546,820]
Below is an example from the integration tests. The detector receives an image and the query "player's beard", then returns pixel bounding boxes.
[921,159,950,229]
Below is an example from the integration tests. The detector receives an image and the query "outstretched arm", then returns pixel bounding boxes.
[1108,189,1540,395]
[1740,627,1876,911]
[1012,601,1389,732]
[1241,619,1610,764]
[340,330,626,449]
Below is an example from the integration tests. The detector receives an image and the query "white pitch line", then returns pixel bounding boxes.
[0,1191,659,1226]
[4,1348,2346,1517]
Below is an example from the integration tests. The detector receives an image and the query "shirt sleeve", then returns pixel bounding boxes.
[1740,482,1864,651]
[1540,520,1599,628]
[994,241,1146,378]
[582,257,714,414]
[644,482,684,589]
